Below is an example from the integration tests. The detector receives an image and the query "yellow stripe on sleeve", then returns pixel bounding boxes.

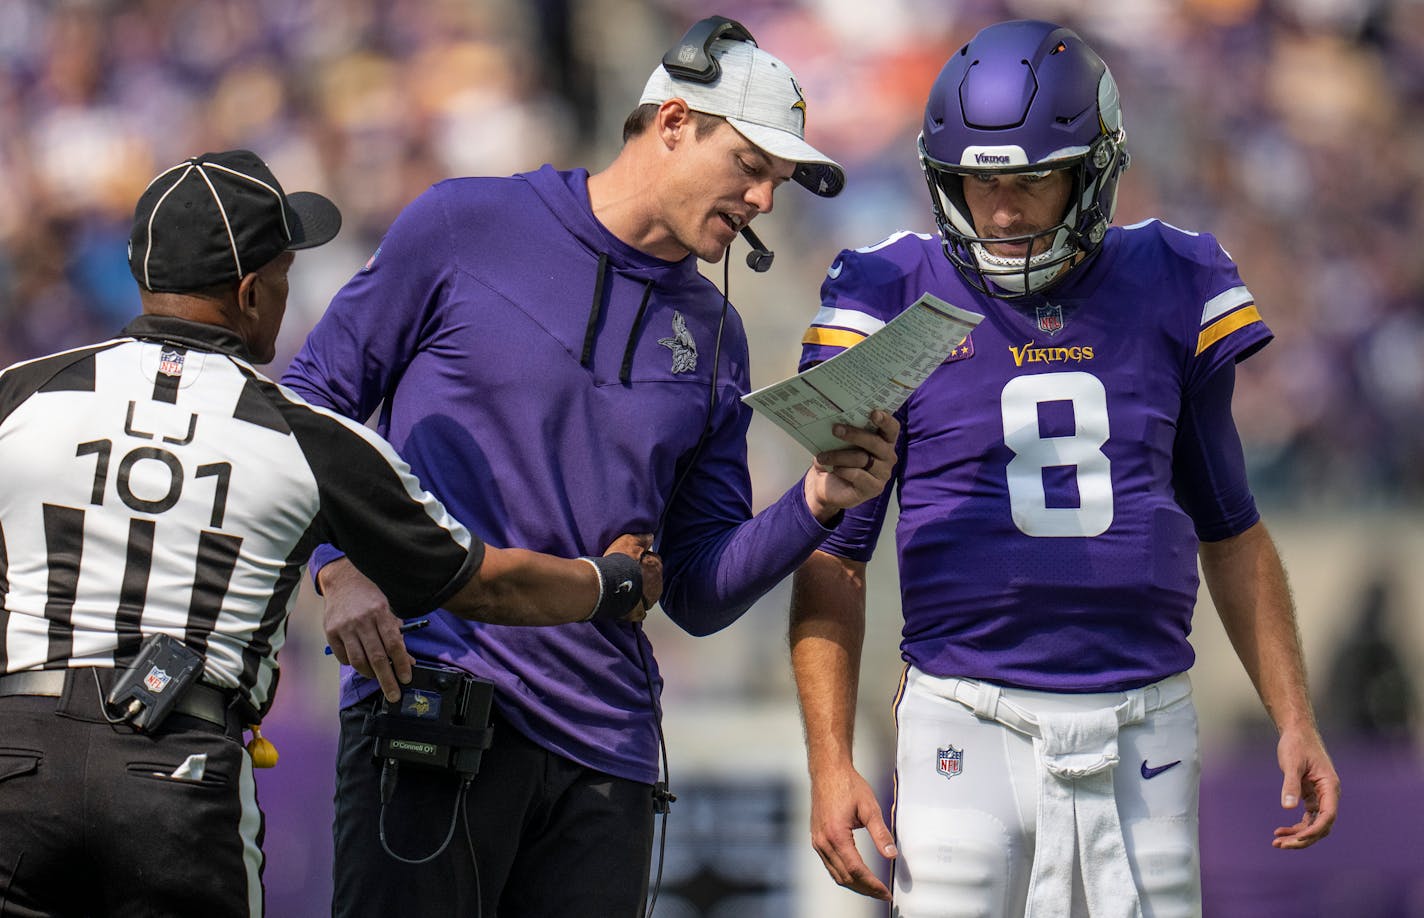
[1196,305,1261,356]
[802,327,868,348]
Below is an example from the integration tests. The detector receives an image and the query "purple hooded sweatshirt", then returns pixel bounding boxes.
[283,165,835,782]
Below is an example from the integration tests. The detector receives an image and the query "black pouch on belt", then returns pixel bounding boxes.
[363,662,495,777]
[104,632,204,731]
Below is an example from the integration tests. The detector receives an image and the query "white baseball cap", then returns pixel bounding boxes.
[640,38,845,197]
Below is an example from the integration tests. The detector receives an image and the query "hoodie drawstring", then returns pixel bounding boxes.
[582,251,654,386]
[580,252,609,368]
[620,280,654,385]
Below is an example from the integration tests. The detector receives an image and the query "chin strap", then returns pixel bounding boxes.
[970,242,1072,295]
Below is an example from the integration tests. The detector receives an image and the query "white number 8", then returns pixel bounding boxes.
[1000,372,1113,537]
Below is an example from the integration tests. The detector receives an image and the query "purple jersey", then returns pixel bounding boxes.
[283,166,834,782]
[801,221,1271,692]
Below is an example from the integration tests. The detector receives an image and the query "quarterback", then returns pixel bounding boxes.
[789,19,1339,918]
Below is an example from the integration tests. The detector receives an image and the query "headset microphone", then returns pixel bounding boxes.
[740,226,774,272]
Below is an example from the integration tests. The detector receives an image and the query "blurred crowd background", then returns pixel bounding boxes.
[2,0,1423,504]
[2,0,1421,915]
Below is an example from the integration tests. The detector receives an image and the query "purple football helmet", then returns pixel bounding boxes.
[919,20,1129,298]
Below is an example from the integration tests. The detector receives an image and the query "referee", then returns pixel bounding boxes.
[0,150,658,918]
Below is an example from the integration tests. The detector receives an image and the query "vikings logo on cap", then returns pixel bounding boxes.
[790,77,807,131]
[639,32,845,197]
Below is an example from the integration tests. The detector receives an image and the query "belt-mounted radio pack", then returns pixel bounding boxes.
[105,632,204,731]
[363,662,495,869]
[362,662,494,777]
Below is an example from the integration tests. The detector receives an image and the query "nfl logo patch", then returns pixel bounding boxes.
[936,745,963,780]
[144,666,172,694]
[158,349,185,377]
[1035,304,1064,336]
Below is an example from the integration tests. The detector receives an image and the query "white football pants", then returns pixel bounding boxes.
[890,668,1201,918]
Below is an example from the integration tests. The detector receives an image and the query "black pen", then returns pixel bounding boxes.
[324,618,431,655]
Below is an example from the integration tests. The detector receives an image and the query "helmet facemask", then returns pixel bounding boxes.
[917,21,1130,300]
[920,130,1127,299]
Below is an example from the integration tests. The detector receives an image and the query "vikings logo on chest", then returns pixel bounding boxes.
[658,312,699,374]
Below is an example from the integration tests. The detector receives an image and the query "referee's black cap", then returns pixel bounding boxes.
[128,150,342,293]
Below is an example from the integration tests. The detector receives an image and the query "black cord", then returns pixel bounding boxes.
[636,623,675,918]
[91,668,140,725]
[461,781,483,918]
[370,695,484,916]
[641,250,735,918]
[653,254,730,538]
[376,760,475,876]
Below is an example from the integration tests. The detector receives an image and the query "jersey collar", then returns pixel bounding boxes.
[121,315,253,362]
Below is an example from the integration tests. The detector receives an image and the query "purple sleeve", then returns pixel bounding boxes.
[654,244,924,629]
[280,184,455,583]
[818,483,893,563]
[799,244,916,371]
[660,482,837,636]
[281,184,455,421]
[817,419,902,561]
[1172,362,1260,542]
[656,381,836,636]
[306,543,346,587]
[1185,233,1272,388]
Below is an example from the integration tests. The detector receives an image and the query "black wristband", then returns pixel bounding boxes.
[580,554,645,622]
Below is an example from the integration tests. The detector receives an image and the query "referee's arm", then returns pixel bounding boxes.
[447,536,660,626]
[286,389,661,619]
[318,535,660,701]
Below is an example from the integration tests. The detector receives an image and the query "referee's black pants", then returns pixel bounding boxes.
[0,672,261,917]
[332,700,654,917]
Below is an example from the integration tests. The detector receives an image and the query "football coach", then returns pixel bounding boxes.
[0,150,658,917]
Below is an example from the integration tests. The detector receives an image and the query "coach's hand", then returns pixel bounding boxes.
[319,557,412,702]
[602,533,662,621]
[804,409,900,523]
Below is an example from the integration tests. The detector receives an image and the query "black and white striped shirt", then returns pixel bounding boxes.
[0,315,480,715]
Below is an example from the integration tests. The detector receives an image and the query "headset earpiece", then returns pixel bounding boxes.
[661,15,757,84]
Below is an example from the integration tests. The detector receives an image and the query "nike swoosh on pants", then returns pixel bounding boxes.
[1140,759,1182,780]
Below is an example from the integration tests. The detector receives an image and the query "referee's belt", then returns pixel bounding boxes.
[0,668,236,730]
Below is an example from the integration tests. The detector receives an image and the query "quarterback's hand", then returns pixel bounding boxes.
[1271,726,1339,849]
[602,533,662,621]
[809,762,897,900]
[319,557,412,702]
[804,410,900,523]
